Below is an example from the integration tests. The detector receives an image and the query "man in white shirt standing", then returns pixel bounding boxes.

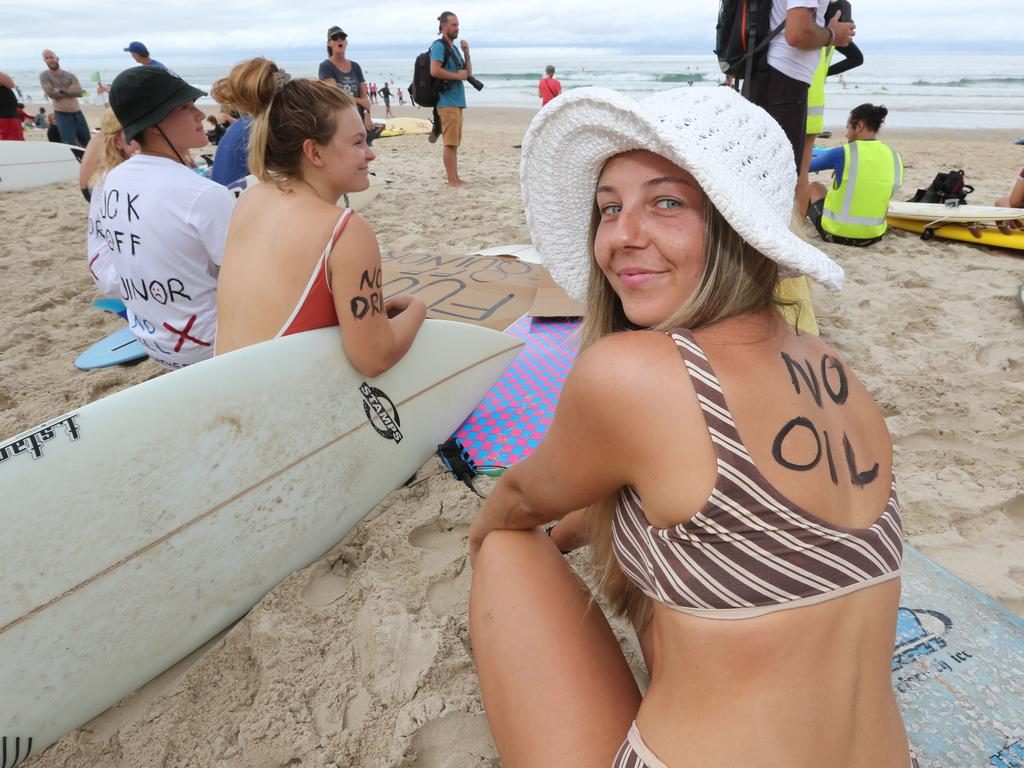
[106,66,236,369]
[746,0,855,175]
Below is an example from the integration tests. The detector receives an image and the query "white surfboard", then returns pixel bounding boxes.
[0,320,522,761]
[472,244,542,264]
[0,141,85,192]
[888,201,1024,223]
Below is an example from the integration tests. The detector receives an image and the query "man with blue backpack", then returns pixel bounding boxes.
[429,11,472,187]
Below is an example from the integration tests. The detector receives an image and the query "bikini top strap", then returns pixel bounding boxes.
[326,208,354,255]
[666,327,745,447]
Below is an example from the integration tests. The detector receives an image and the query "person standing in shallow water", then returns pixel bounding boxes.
[538,65,561,106]
[468,86,915,768]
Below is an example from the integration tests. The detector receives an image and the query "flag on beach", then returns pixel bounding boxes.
[90,71,102,83]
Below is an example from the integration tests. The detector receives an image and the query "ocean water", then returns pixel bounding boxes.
[9,52,1024,130]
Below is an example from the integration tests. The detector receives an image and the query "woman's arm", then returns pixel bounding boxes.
[329,213,425,377]
[469,334,657,563]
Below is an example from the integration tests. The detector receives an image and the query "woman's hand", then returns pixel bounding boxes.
[384,294,419,319]
[547,507,590,554]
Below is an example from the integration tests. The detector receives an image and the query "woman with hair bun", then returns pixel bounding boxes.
[213,57,425,377]
[808,103,903,247]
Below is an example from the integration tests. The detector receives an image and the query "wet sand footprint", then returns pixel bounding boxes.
[301,562,352,608]
[408,519,469,572]
[402,711,498,768]
[426,565,471,617]
[1004,494,1024,529]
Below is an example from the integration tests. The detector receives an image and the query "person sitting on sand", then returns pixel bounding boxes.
[808,103,902,247]
[83,109,140,296]
[105,65,236,369]
[468,86,915,768]
[995,169,1024,209]
[211,57,425,376]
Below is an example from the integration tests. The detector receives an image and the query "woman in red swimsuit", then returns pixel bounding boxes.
[468,87,914,767]
[214,57,425,376]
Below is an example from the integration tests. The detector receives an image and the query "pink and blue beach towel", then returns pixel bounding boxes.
[454,315,578,467]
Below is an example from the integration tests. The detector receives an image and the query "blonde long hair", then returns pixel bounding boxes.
[89,109,133,188]
[582,185,795,628]
[211,57,355,184]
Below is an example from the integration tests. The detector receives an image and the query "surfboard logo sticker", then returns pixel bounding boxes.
[359,383,403,443]
[0,415,81,467]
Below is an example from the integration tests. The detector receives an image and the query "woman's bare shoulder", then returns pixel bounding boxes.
[567,330,694,409]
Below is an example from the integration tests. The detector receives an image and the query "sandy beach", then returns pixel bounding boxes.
[3,103,1023,766]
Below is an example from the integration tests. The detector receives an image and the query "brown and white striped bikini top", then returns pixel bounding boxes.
[612,329,903,620]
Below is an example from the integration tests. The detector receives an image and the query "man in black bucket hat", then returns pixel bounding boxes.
[109,65,206,163]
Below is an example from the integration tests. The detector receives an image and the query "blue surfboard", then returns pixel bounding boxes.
[74,327,147,370]
[1014,136,1024,146]
[898,546,1024,767]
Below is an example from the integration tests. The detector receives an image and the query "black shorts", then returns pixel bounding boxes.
[746,65,809,173]
[807,199,884,247]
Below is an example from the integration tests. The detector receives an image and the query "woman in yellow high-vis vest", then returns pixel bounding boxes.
[807,103,903,247]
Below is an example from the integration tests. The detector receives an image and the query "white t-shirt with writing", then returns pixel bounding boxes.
[86,178,120,298]
[100,154,235,369]
[767,0,829,85]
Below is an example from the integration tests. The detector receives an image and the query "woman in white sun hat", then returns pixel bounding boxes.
[468,86,913,768]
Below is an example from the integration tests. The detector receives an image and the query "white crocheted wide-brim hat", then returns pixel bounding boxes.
[520,86,844,304]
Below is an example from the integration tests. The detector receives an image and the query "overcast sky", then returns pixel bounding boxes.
[7,0,1022,66]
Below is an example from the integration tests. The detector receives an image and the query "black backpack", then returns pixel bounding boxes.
[409,42,452,108]
[715,0,786,84]
[908,170,974,205]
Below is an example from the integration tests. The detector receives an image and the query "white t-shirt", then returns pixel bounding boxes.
[100,154,235,369]
[86,178,120,298]
[767,0,829,84]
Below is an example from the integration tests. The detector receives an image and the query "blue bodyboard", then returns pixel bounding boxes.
[74,327,147,370]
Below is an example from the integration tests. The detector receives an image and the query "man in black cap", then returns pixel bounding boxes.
[318,26,374,134]
[123,41,165,69]
[104,66,235,369]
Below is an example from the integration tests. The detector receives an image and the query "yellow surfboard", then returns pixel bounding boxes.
[887,216,1024,252]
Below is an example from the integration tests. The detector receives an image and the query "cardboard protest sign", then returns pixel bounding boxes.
[381,252,540,332]
[529,267,585,318]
